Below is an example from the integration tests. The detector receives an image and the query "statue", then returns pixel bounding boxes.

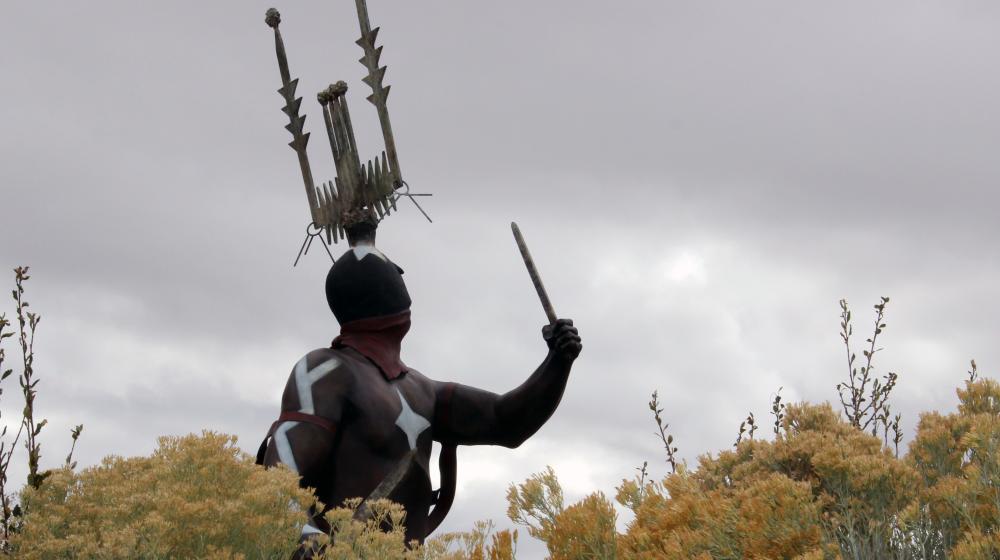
[255,3,582,555]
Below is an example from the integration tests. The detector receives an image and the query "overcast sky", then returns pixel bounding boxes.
[3,0,1000,555]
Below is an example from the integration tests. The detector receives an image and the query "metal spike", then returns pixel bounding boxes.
[358,46,384,67]
[355,27,380,49]
[381,151,398,211]
[323,182,337,239]
[332,96,362,200]
[339,95,360,159]
[321,102,341,164]
[371,158,381,197]
[335,177,348,217]
[379,151,391,196]
[277,78,298,98]
[336,99,357,170]
[280,85,302,107]
[287,131,310,152]
[284,114,307,135]
[367,160,376,206]
[361,67,387,89]
[359,161,368,201]
[330,100,350,168]
[266,9,318,221]
[352,2,402,186]
[316,185,328,224]
[366,84,391,105]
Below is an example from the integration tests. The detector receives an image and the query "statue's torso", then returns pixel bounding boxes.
[278,347,436,541]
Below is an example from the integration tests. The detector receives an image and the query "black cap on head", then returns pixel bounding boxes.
[325,245,411,324]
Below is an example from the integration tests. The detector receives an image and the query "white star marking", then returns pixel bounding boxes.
[294,356,341,415]
[394,388,430,450]
[352,244,387,262]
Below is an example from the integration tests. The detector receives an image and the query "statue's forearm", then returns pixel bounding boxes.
[493,352,572,448]
[434,320,580,447]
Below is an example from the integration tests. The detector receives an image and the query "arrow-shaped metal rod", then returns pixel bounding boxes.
[266,8,319,220]
[354,0,403,187]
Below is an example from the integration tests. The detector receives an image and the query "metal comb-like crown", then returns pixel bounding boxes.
[264,2,428,246]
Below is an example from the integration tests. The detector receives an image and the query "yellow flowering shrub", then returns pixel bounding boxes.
[308,498,425,560]
[423,521,517,560]
[546,493,617,560]
[506,378,1000,560]
[10,430,516,560]
[606,402,916,559]
[506,468,617,559]
[13,380,1000,560]
[12,431,315,559]
[903,376,1000,557]
[631,472,825,559]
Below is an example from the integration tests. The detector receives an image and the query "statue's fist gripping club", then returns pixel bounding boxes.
[543,318,582,362]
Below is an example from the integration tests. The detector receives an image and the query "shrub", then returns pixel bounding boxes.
[423,521,517,560]
[902,374,1000,558]
[506,467,616,560]
[11,432,314,559]
[12,430,523,560]
[0,266,84,550]
[502,299,1000,560]
[511,379,1000,560]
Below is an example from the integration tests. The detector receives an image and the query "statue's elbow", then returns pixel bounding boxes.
[496,428,536,449]
[502,435,527,449]
[497,439,520,449]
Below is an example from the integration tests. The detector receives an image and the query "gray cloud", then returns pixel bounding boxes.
[3,0,1000,554]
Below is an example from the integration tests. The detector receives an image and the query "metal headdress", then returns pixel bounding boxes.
[264,1,430,258]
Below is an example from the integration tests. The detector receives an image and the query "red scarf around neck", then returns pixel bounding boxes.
[331,310,411,380]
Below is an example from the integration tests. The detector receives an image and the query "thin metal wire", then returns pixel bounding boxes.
[391,181,433,223]
[294,222,336,267]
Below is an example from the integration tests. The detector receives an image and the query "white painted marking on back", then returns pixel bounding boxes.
[294,357,341,415]
[352,244,387,262]
[394,388,430,450]
[274,421,300,473]
[301,522,323,535]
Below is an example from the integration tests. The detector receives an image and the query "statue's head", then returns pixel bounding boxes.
[325,225,410,325]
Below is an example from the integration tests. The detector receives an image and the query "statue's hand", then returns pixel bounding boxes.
[543,319,582,362]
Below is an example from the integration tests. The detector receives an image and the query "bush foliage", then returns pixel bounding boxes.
[12,432,313,559]
[502,376,1000,560]
[17,378,999,559]
[11,431,517,559]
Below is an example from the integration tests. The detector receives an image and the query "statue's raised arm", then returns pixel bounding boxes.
[434,223,581,447]
[433,319,581,448]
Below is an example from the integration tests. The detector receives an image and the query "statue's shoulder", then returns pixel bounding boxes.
[285,347,362,384]
[402,367,431,385]
[397,368,438,402]
[280,348,358,413]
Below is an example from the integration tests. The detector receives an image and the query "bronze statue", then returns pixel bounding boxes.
[257,226,580,548]
[255,3,581,555]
